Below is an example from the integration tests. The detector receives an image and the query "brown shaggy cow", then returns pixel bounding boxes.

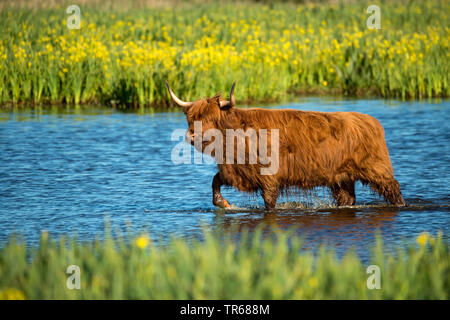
[166,81,406,209]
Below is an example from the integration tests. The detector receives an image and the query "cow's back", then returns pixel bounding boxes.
[218,108,392,192]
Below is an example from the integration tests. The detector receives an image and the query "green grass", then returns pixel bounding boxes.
[0,229,448,299]
[0,0,448,107]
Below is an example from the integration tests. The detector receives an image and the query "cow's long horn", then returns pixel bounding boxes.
[219,81,236,109]
[165,81,194,108]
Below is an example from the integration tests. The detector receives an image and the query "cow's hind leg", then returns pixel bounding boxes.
[369,178,406,206]
[262,187,279,210]
[212,173,231,208]
[331,181,356,206]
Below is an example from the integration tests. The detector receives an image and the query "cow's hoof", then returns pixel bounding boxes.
[395,202,407,207]
[214,198,231,208]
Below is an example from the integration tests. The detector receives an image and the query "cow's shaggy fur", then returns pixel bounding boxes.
[179,92,406,209]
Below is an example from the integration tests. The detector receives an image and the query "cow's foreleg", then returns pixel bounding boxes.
[212,173,231,208]
[262,187,279,210]
[331,181,356,206]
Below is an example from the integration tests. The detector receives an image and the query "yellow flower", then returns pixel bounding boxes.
[308,277,318,288]
[135,235,150,249]
[416,232,429,247]
[322,80,328,86]
[0,288,26,300]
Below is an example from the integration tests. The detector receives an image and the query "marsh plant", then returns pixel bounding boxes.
[0,229,448,299]
[0,0,448,106]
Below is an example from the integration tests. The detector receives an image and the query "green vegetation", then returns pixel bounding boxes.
[0,229,448,299]
[0,0,448,107]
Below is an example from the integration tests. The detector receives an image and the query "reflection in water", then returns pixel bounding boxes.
[215,207,398,233]
[213,206,400,255]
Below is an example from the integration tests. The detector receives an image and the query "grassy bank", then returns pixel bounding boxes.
[0,230,448,299]
[0,0,449,107]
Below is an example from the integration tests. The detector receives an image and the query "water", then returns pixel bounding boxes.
[0,98,449,257]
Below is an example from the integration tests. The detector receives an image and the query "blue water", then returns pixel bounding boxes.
[0,98,449,257]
